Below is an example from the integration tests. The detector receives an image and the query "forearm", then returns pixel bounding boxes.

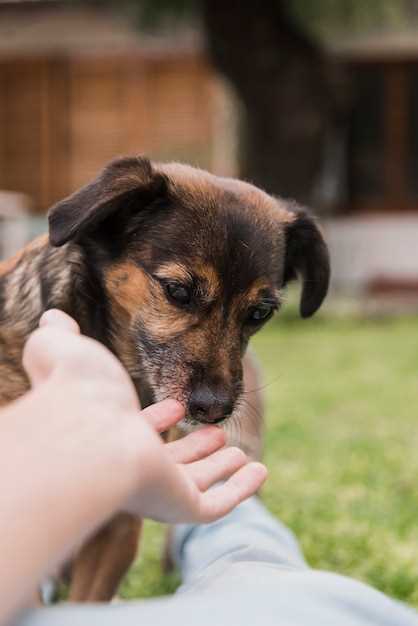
[0,387,135,621]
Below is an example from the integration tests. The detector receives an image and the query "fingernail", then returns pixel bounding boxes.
[39,309,80,334]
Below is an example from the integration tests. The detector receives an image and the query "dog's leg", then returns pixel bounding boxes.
[68,513,142,602]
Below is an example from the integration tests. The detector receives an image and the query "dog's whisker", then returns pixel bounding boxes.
[238,399,261,427]
[240,376,281,394]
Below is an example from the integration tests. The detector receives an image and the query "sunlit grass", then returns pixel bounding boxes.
[120,312,418,608]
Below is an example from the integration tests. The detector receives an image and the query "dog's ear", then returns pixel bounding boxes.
[48,156,167,247]
[283,206,330,318]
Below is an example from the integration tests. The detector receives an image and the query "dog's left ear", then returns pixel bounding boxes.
[48,156,167,247]
[283,207,330,318]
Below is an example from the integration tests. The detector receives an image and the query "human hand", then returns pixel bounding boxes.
[22,310,267,524]
[128,399,267,523]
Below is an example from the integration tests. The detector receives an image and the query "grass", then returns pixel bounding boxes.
[120,310,418,608]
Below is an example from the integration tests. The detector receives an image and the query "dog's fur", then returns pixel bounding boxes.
[0,156,330,601]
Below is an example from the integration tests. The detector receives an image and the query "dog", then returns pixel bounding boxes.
[0,156,330,601]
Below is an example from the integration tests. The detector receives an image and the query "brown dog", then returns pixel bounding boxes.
[0,156,330,601]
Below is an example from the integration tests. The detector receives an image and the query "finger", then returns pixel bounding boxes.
[39,309,80,334]
[140,400,185,432]
[185,446,248,491]
[166,426,225,464]
[198,462,268,522]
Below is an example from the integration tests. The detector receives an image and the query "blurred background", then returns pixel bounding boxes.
[3,0,418,309]
[2,0,418,609]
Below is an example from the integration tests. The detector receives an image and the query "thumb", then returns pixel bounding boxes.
[23,310,81,387]
[39,309,80,334]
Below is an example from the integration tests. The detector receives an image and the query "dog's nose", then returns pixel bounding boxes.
[188,384,234,424]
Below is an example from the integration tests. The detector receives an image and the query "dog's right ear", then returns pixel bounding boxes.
[48,156,168,247]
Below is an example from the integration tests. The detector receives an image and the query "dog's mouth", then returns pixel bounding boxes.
[175,415,229,436]
[197,415,227,425]
[165,402,235,433]
[183,414,227,426]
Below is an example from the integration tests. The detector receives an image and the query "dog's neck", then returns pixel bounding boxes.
[1,236,78,332]
[0,235,150,409]
[0,236,112,368]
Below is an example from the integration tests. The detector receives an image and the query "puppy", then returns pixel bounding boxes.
[0,156,330,601]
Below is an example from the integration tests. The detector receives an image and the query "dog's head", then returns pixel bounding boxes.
[48,156,329,427]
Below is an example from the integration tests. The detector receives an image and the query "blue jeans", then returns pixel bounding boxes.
[17,497,418,626]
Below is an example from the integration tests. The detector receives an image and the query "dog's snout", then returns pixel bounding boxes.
[189,384,234,424]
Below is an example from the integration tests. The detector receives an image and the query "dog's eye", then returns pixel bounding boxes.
[246,304,274,324]
[165,282,191,305]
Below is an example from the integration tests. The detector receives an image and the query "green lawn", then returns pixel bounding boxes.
[120,312,418,608]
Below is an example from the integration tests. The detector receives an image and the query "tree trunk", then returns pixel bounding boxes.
[202,0,336,205]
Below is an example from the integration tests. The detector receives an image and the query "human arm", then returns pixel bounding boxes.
[0,310,267,621]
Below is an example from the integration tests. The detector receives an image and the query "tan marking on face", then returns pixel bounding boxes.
[106,261,149,319]
[193,261,220,301]
[171,305,238,386]
[243,278,276,304]
[153,262,192,284]
[182,333,208,360]
[215,340,237,383]
[154,259,221,307]
[179,316,218,362]
[228,280,281,322]
[144,307,193,339]
[106,261,195,340]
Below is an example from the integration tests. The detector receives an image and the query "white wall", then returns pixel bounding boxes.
[324,214,418,294]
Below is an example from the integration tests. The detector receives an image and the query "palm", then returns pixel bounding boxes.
[143,404,267,523]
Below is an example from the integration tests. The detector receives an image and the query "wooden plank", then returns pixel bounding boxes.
[124,58,153,156]
[144,56,214,166]
[42,56,71,208]
[0,50,224,211]
[384,64,409,203]
[69,56,132,190]
[39,57,50,211]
